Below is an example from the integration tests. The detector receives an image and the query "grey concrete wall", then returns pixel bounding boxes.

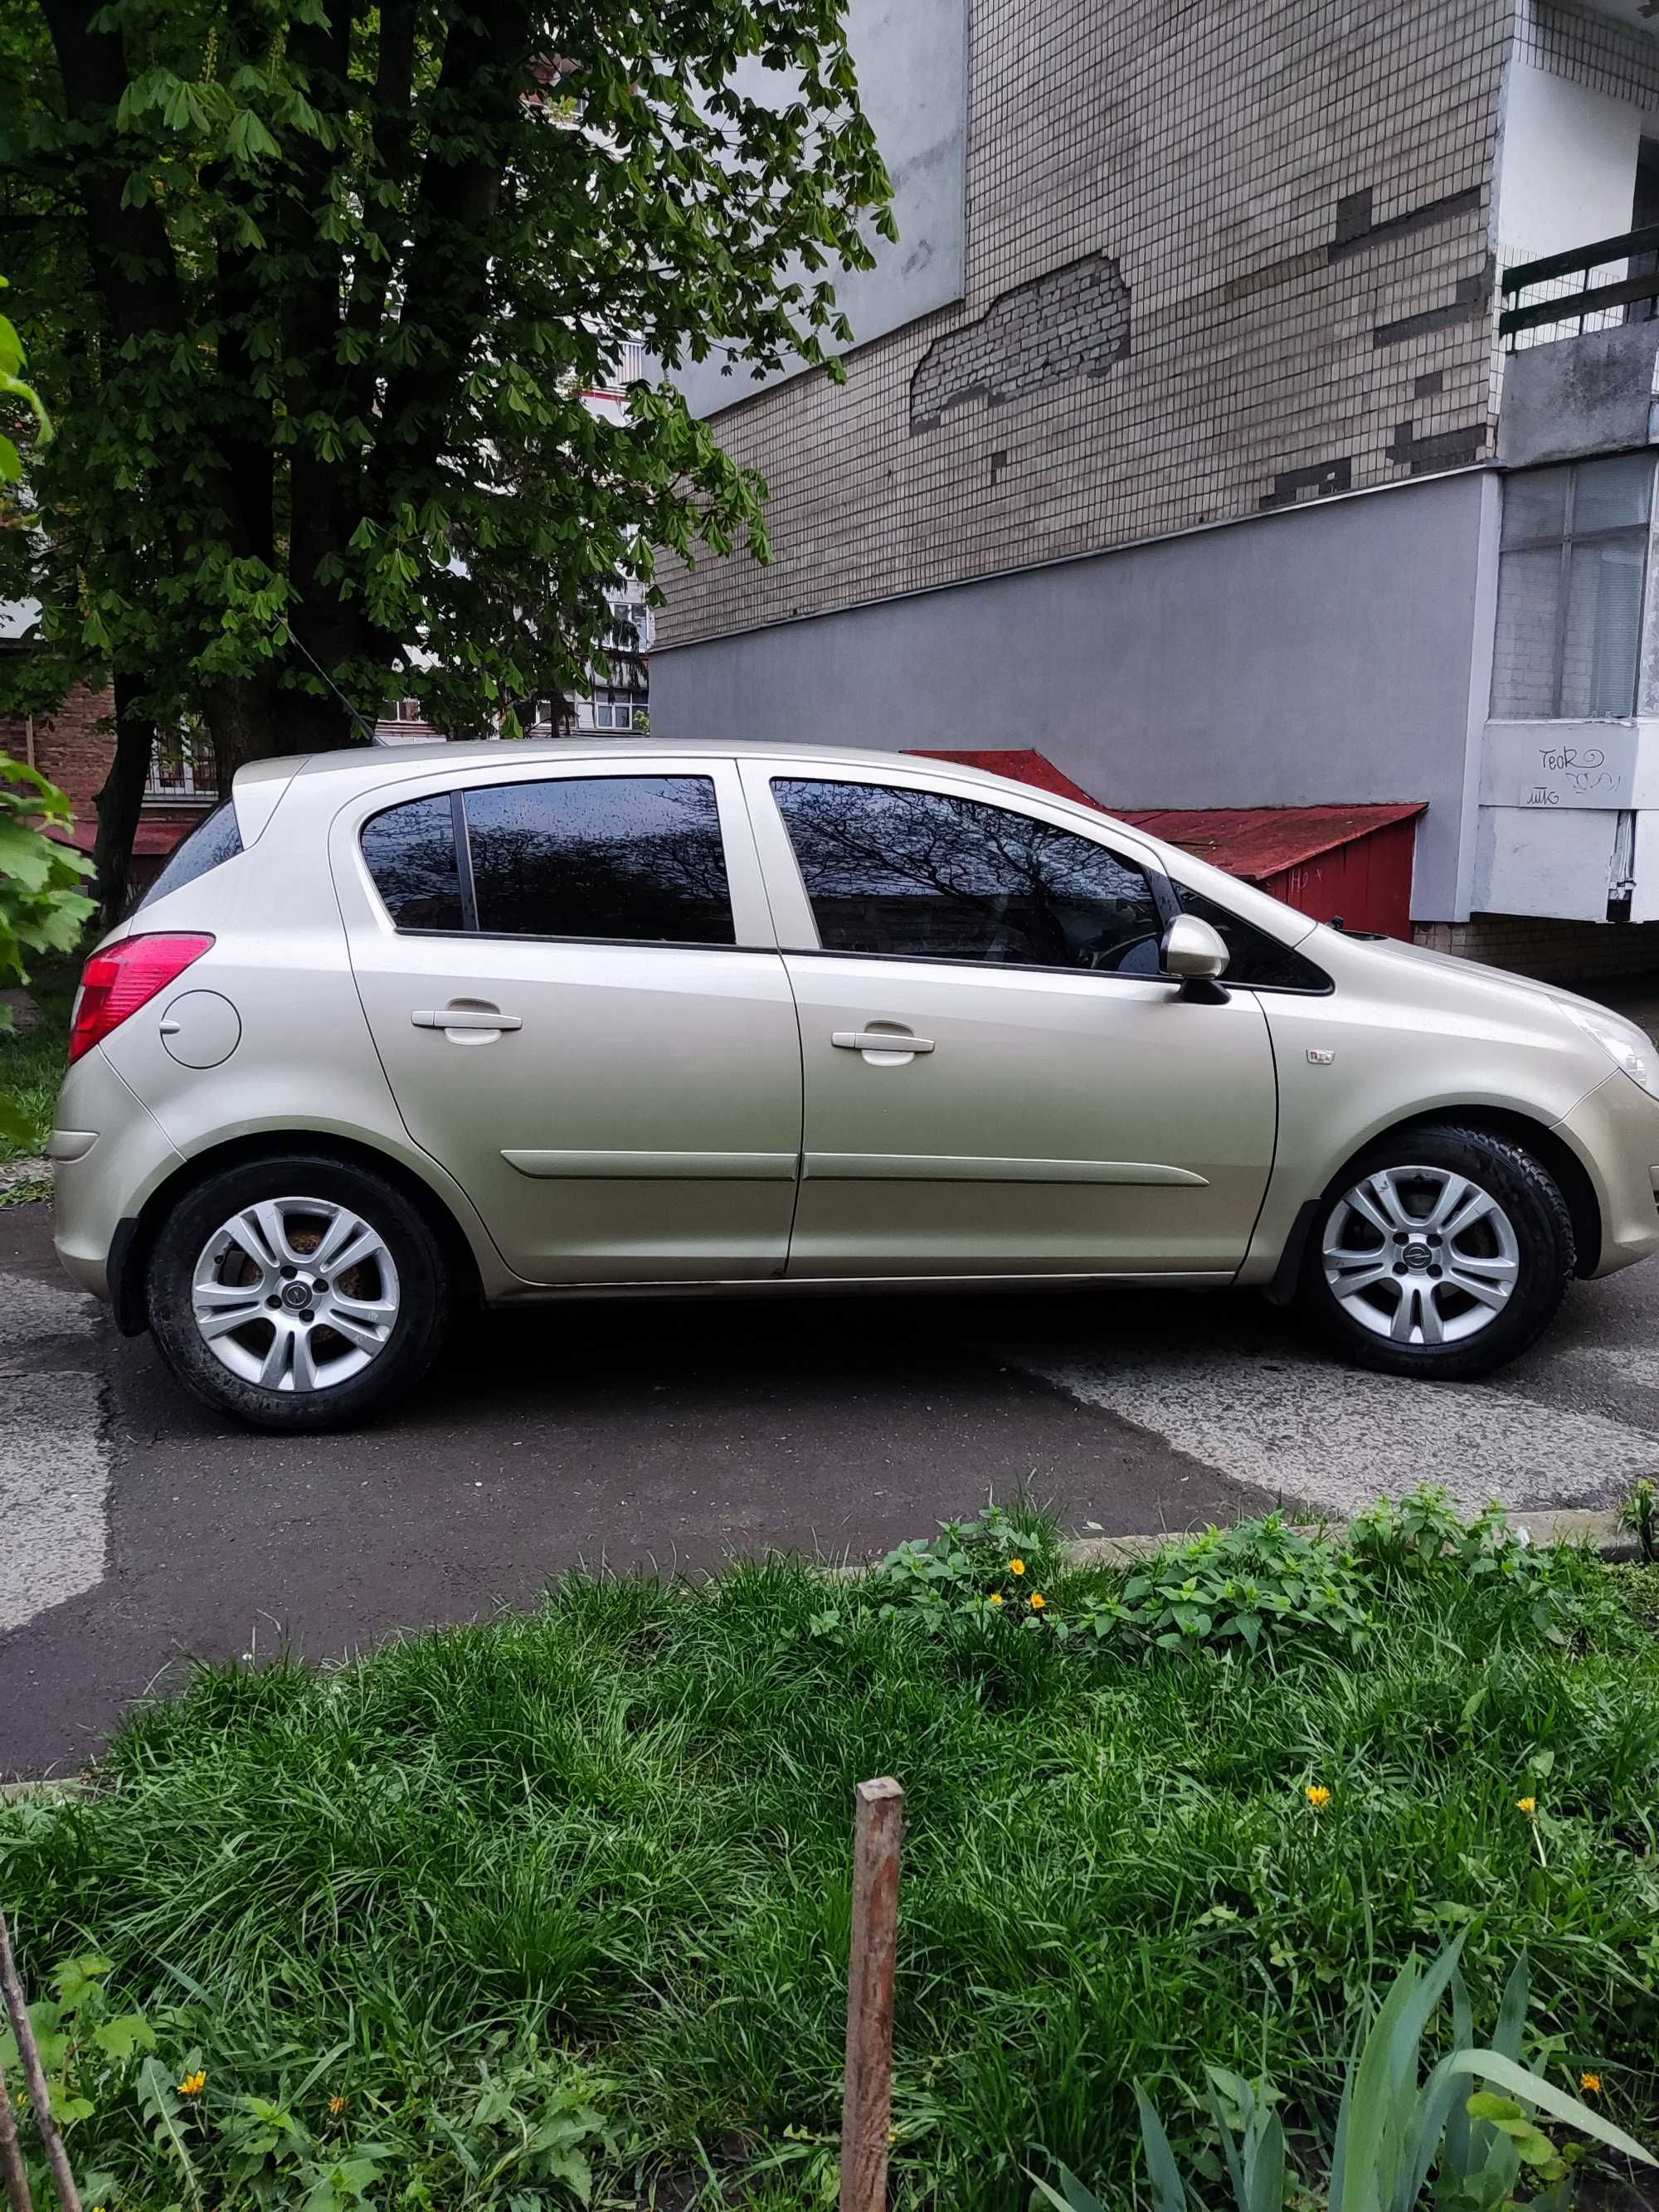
[654,470,1499,920]
[1498,320,1659,467]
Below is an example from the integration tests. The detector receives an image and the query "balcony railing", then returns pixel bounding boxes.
[144,732,219,802]
[1501,225,1659,350]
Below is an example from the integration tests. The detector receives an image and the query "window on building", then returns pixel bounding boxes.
[361,795,466,931]
[771,777,1164,970]
[463,775,733,942]
[1491,456,1653,719]
[591,689,635,729]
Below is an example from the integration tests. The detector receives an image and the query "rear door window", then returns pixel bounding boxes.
[771,776,1164,971]
[463,775,734,944]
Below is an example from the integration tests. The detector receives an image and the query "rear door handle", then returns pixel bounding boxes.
[411,1008,523,1032]
[831,1031,934,1054]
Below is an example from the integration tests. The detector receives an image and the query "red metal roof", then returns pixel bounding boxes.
[912,749,1107,810]
[1116,802,1426,881]
[910,752,1424,882]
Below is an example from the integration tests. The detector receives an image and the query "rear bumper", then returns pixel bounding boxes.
[50,1048,184,1310]
[1554,1069,1659,1278]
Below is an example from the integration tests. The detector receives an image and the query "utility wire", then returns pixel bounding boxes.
[285,628,386,746]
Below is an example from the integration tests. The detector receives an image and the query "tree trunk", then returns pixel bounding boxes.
[92,671,156,928]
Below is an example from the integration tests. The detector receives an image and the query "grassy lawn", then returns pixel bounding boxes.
[0,946,80,1172]
[2,1503,1656,2209]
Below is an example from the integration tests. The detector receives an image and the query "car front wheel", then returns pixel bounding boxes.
[1299,1125,1574,1380]
[147,1154,451,1430]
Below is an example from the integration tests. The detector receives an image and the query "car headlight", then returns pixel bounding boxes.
[1569,1006,1659,1101]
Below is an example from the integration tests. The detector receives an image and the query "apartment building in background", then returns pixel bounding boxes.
[654,0,1659,978]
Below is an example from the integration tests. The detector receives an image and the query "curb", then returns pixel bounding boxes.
[1062,1505,1641,1569]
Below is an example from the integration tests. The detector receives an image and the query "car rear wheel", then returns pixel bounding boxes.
[147,1154,451,1430]
[1298,1125,1574,1380]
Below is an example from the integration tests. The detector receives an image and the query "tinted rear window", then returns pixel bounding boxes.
[463,775,733,943]
[138,800,243,911]
[362,795,465,931]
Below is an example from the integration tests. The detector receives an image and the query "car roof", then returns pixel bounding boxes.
[260,735,1046,790]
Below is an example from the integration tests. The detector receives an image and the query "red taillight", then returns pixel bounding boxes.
[68,934,215,1065]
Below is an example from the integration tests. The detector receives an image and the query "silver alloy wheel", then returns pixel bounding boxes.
[190,1196,401,1393]
[1321,1164,1520,1348]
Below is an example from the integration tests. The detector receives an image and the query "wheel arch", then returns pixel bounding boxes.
[109,1129,487,1335]
[1327,1104,1601,1276]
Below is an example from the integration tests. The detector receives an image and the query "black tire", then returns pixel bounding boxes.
[147,1152,451,1432]
[1297,1123,1574,1381]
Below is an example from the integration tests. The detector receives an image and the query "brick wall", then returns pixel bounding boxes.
[1414,913,1659,982]
[662,0,1516,647]
[0,683,115,817]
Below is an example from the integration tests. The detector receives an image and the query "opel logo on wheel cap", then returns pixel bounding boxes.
[1402,1239,1433,1270]
[280,1280,311,1310]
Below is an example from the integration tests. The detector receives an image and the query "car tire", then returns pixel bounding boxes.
[147,1153,451,1432]
[1297,1123,1574,1381]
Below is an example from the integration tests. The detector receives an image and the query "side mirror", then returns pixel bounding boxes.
[1161,913,1231,999]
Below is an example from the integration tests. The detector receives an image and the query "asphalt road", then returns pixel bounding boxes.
[4,1197,1659,1777]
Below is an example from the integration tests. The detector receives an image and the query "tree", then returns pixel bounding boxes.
[0,274,95,1144]
[0,0,893,904]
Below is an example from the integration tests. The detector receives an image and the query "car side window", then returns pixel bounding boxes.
[771,777,1165,972]
[463,775,735,945]
[1176,887,1331,991]
[361,795,466,931]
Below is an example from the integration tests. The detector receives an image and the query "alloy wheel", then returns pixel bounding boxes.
[190,1195,401,1392]
[1321,1164,1520,1348]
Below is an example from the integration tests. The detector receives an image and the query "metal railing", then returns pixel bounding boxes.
[1501,224,1659,349]
[144,732,218,801]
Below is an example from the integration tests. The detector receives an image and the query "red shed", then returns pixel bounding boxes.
[912,751,1424,939]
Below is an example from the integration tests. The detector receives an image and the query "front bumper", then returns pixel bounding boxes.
[50,1048,184,1305]
[1554,1067,1659,1278]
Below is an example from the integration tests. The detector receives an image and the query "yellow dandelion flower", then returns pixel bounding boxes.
[1580,2072,1602,2095]
[1029,1592,1047,1609]
[1009,1558,1025,1576]
[177,2070,206,2098]
[987,1592,1004,1607]
[1516,1796,1537,1816]
[1305,1785,1331,1809]
[328,2093,348,2116]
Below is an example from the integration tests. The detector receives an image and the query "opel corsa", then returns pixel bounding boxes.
[48,741,1659,1430]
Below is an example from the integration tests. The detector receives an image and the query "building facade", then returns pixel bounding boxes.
[654,0,1659,978]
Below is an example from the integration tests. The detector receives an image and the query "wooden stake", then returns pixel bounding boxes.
[0,1913,78,2212]
[0,2068,35,2212]
[839,1776,903,2212]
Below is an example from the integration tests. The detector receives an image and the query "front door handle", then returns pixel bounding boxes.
[411,1007,523,1032]
[831,1030,935,1054]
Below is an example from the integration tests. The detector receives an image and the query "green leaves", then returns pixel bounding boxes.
[0,752,95,1006]
[5,0,893,786]
[1051,1941,1655,2212]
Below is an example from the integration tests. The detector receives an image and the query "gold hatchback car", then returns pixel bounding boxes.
[49,741,1659,1430]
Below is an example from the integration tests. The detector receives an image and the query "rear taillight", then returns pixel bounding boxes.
[68,934,215,1065]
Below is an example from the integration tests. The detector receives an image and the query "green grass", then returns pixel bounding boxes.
[2,1524,1657,2209]
[0,946,80,1167]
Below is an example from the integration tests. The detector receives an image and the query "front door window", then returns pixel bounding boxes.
[771,776,1165,972]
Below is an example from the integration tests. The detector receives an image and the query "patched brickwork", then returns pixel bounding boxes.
[909,254,1130,431]
[662,0,1522,646]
